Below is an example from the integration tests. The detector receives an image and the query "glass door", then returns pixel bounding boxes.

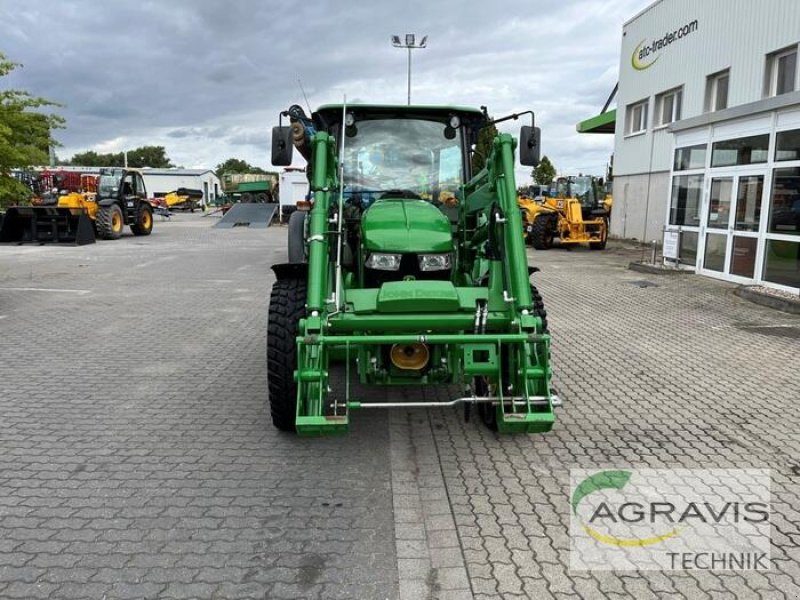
[729,175,763,279]
[699,173,765,281]
[702,177,733,273]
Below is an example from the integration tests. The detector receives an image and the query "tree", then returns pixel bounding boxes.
[215,158,266,179]
[0,53,64,207]
[533,155,556,186]
[69,150,122,167]
[126,146,173,168]
[68,145,173,168]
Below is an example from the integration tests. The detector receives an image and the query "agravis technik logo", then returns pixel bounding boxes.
[570,469,771,571]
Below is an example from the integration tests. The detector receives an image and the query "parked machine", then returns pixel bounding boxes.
[0,168,154,244]
[162,188,204,211]
[93,168,154,239]
[0,170,96,245]
[267,103,559,436]
[522,175,612,250]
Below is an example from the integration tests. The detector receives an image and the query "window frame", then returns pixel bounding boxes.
[668,173,705,227]
[710,134,771,168]
[654,87,683,128]
[704,69,730,112]
[625,98,649,136]
[765,45,798,97]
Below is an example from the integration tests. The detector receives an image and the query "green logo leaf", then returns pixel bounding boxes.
[571,470,631,515]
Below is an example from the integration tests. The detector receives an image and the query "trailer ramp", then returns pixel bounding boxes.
[213,203,277,229]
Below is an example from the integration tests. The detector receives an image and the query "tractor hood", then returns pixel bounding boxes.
[362,199,452,253]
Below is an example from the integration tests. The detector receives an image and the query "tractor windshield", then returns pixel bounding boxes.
[341,118,463,204]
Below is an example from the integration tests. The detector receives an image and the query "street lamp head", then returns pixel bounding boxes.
[391,35,401,46]
[419,35,428,48]
[405,33,415,46]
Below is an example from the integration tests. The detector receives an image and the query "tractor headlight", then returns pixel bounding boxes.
[418,253,452,271]
[366,252,402,271]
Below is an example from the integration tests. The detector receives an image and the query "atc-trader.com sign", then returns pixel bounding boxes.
[632,19,699,70]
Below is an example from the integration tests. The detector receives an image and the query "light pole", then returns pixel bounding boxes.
[391,33,427,105]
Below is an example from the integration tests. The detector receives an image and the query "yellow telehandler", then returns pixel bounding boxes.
[521,175,612,250]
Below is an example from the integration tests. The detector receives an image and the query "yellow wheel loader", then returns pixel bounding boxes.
[521,175,612,250]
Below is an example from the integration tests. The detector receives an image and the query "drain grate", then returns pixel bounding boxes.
[628,280,658,288]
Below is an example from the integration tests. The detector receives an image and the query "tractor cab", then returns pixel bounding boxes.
[280,105,496,289]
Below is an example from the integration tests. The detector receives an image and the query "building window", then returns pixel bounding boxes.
[674,144,707,171]
[626,99,648,135]
[655,88,682,127]
[711,134,770,167]
[668,174,704,226]
[707,178,734,230]
[734,175,763,232]
[776,129,800,162]
[768,168,800,236]
[763,240,799,288]
[704,69,729,112]
[765,45,798,97]
[678,231,699,265]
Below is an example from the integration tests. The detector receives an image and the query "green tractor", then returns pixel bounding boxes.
[268,103,558,436]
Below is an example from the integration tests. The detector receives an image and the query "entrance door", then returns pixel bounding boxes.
[699,173,765,281]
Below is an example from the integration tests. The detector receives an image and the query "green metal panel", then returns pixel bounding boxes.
[576,109,616,134]
[376,281,460,313]
[235,181,272,193]
[296,416,349,436]
[361,199,452,253]
[344,287,490,314]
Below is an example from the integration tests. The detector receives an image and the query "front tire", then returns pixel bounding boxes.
[589,217,609,250]
[96,204,123,240]
[130,204,153,236]
[529,214,555,250]
[267,278,307,432]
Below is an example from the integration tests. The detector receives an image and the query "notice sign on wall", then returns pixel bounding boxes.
[663,230,680,259]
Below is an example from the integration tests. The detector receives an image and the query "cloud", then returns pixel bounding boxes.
[0,0,645,177]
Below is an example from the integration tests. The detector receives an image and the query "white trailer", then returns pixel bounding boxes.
[278,170,308,222]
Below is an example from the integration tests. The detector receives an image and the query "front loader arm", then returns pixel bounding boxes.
[463,133,534,317]
[304,131,338,320]
[488,134,533,314]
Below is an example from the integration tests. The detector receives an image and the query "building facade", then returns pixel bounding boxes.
[584,0,799,292]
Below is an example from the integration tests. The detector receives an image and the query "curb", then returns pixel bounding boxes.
[734,286,800,315]
[628,262,694,275]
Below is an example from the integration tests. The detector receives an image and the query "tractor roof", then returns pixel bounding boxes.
[315,103,486,123]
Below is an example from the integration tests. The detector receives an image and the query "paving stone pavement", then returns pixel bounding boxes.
[0,215,798,599]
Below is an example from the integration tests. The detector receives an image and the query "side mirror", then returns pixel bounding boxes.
[271,126,294,166]
[519,126,541,167]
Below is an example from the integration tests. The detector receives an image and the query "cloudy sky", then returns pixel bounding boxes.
[0,0,646,181]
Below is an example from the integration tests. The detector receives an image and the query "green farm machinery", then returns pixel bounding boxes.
[267,103,558,436]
